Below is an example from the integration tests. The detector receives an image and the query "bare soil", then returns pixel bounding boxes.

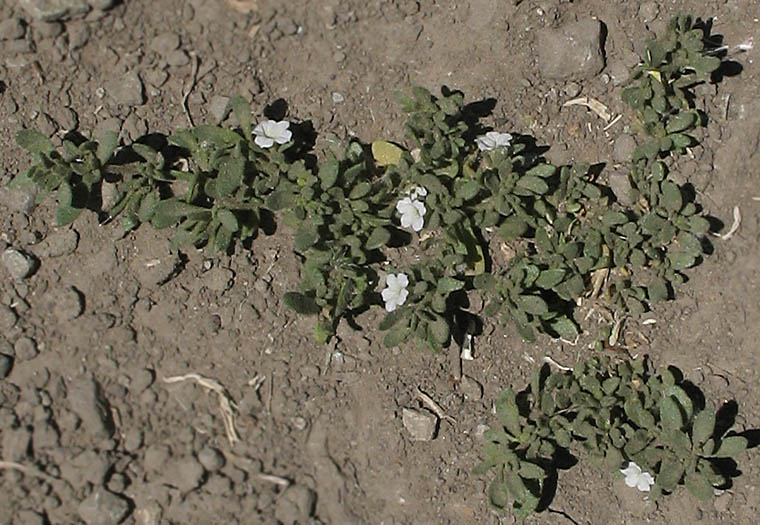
[1,1,759,524]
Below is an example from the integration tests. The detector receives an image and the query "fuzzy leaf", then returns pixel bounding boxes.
[498,216,528,240]
[526,163,556,178]
[685,472,714,501]
[648,277,669,303]
[265,190,296,211]
[549,317,579,339]
[456,179,480,201]
[282,292,321,315]
[371,140,403,166]
[667,251,696,270]
[217,209,239,232]
[366,227,391,250]
[692,409,716,447]
[518,295,549,316]
[515,175,548,195]
[216,157,244,197]
[660,395,684,431]
[712,436,748,458]
[535,268,565,289]
[429,316,450,345]
[294,224,319,251]
[96,130,118,165]
[16,129,54,155]
[661,180,683,213]
[437,277,464,294]
[229,95,252,136]
[518,462,545,480]
[379,308,406,331]
[657,456,684,492]
[318,159,339,190]
[383,325,409,347]
[666,111,698,134]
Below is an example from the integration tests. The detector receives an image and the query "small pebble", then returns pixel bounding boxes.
[131,368,155,394]
[332,92,345,104]
[0,304,18,330]
[0,18,26,40]
[402,407,438,441]
[14,337,38,360]
[197,447,225,472]
[78,487,131,525]
[106,472,128,493]
[2,248,36,279]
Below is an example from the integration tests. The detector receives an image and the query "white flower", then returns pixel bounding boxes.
[408,186,427,200]
[253,119,292,148]
[475,131,513,152]
[382,273,409,312]
[396,197,426,232]
[620,462,655,492]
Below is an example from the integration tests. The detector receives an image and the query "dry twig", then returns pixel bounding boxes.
[416,387,456,424]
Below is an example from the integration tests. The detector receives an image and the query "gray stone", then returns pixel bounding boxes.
[149,32,180,55]
[274,485,316,525]
[130,368,154,394]
[402,407,438,441]
[197,447,225,472]
[0,304,18,330]
[67,21,91,50]
[0,187,36,213]
[14,336,38,360]
[537,18,605,81]
[0,353,13,378]
[166,49,189,67]
[164,456,205,493]
[2,248,37,279]
[2,425,31,460]
[32,20,64,39]
[608,170,635,207]
[78,487,131,525]
[0,18,26,40]
[208,95,231,124]
[143,444,171,473]
[33,419,60,449]
[613,134,637,163]
[19,0,90,21]
[638,2,660,23]
[107,71,145,107]
[54,286,84,321]
[203,267,234,293]
[67,375,114,439]
[16,510,45,525]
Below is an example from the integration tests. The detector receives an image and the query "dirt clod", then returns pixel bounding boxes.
[2,249,36,280]
[274,484,317,525]
[537,18,605,80]
[402,407,438,441]
[66,375,114,440]
[77,487,131,525]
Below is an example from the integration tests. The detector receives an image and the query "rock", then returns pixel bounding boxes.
[0,304,18,330]
[197,447,225,472]
[0,353,13,378]
[537,18,605,81]
[149,32,180,55]
[205,474,233,495]
[274,484,316,525]
[107,71,145,107]
[608,170,635,207]
[14,336,38,360]
[32,20,64,38]
[0,18,26,40]
[0,187,36,213]
[106,472,128,493]
[122,428,143,453]
[1,425,32,460]
[460,375,484,401]
[638,2,660,23]
[164,456,205,493]
[78,487,131,525]
[19,0,90,21]
[203,267,234,293]
[53,286,85,321]
[32,419,60,449]
[67,375,114,439]
[16,510,45,525]
[2,248,37,279]
[67,21,91,50]
[130,368,155,394]
[35,229,79,258]
[613,134,637,163]
[62,450,111,486]
[166,49,189,67]
[133,501,163,525]
[143,444,171,474]
[209,95,231,124]
[714,491,732,513]
[402,407,438,441]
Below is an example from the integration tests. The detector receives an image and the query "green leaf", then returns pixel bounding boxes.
[96,130,118,165]
[55,205,82,226]
[661,180,682,213]
[496,389,521,436]
[685,472,714,501]
[217,157,244,197]
[487,478,510,509]
[526,163,556,178]
[265,190,296,211]
[515,175,548,195]
[437,277,464,294]
[456,179,480,201]
[16,129,54,155]
[660,395,684,431]
[294,224,319,251]
[498,216,528,240]
[689,215,711,235]
[535,268,565,289]
[518,295,549,316]
[318,159,339,189]
[217,209,239,232]
[518,462,545,480]
[648,277,669,303]
[429,316,450,345]
[282,292,321,315]
[667,251,696,270]
[371,140,403,166]
[712,436,748,458]
[366,227,391,250]
[691,54,721,75]
[229,95,252,136]
[666,111,698,134]
[151,199,210,229]
[383,325,409,347]
[692,409,715,447]
[657,455,684,492]
[549,317,579,339]
[379,308,406,330]
[602,210,629,226]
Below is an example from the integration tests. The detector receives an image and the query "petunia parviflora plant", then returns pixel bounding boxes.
[382,273,410,312]
[253,119,292,148]
[396,194,426,232]
[620,462,655,492]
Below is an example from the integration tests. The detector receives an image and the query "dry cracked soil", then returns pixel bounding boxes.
[1,0,760,524]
